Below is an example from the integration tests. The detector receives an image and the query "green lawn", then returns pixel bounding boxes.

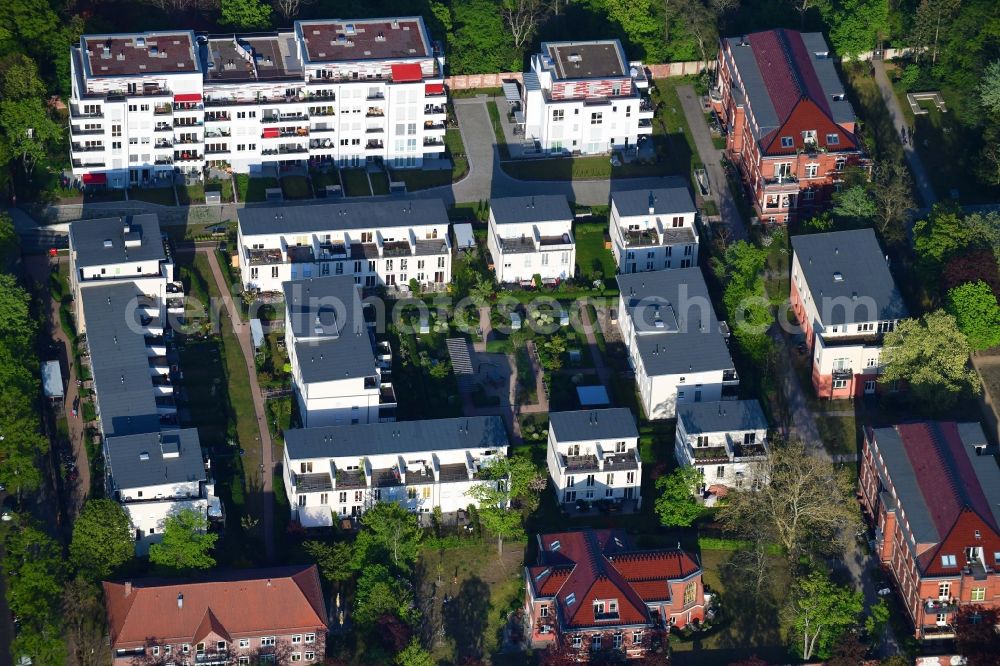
[387,168,452,191]
[575,219,616,283]
[485,101,511,160]
[369,171,390,195]
[816,413,860,456]
[841,62,905,165]
[235,175,279,203]
[280,175,313,200]
[446,128,469,181]
[179,178,234,205]
[206,177,234,203]
[127,186,175,205]
[340,168,371,197]
[309,168,341,192]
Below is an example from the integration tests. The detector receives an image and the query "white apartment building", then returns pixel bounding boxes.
[546,409,642,509]
[790,229,909,399]
[522,40,653,155]
[103,428,221,555]
[68,214,182,330]
[487,195,575,284]
[610,187,699,274]
[617,270,739,419]
[675,400,769,492]
[236,198,451,293]
[282,416,509,527]
[283,276,395,427]
[68,17,446,187]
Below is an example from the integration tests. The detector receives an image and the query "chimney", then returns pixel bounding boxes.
[648,191,655,215]
[124,581,132,597]
[177,593,184,609]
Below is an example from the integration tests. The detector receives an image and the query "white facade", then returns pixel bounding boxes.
[674,401,769,491]
[487,200,575,284]
[610,189,699,274]
[69,18,446,187]
[281,417,509,527]
[237,200,452,294]
[522,41,653,155]
[546,409,642,508]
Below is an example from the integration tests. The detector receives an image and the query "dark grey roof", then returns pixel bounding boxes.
[791,229,908,326]
[238,198,449,236]
[282,276,375,383]
[490,195,572,225]
[523,71,540,92]
[543,41,628,80]
[678,400,767,435]
[70,214,165,267]
[723,36,779,138]
[871,425,937,543]
[284,416,509,460]
[105,428,205,491]
[612,187,695,218]
[42,360,64,398]
[81,283,161,437]
[799,32,855,124]
[617,269,735,376]
[548,408,638,443]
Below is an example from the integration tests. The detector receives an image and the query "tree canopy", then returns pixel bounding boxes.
[354,501,424,572]
[466,455,543,555]
[945,281,1000,351]
[787,569,863,660]
[70,499,135,580]
[353,563,418,629]
[654,466,703,528]
[148,508,218,572]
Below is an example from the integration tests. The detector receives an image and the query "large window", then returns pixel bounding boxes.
[552,109,564,122]
[590,112,603,125]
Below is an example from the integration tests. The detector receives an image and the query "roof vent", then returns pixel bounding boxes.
[567,53,582,63]
[136,37,146,48]
[139,452,150,461]
[104,239,113,248]
[177,593,184,609]
[833,271,844,282]
[391,19,400,29]
[344,23,356,35]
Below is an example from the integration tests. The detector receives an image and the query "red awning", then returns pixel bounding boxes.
[173,93,202,102]
[262,127,280,139]
[391,63,423,83]
[82,173,107,185]
[425,82,444,95]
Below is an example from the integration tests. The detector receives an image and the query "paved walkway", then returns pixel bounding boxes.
[872,60,937,207]
[676,84,747,242]
[200,247,276,562]
[578,303,611,387]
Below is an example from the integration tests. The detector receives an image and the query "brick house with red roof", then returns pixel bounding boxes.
[103,565,327,665]
[712,30,868,224]
[859,421,1000,640]
[524,529,706,659]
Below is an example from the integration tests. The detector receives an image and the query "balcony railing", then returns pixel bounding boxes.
[366,108,385,117]
[262,113,309,124]
[365,141,384,150]
[832,368,853,379]
[205,94,304,107]
[72,144,105,152]
[204,113,231,122]
[424,105,446,115]
[154,123,173,132]
[70,126,103,136]
[692,446,729,462]
[72,159,105,169]
[423,138,444,147]
[173,151,203,162]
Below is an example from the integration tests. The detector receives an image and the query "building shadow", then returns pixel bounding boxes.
[442,575,491,660]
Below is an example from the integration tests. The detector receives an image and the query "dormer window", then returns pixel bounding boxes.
[566,592,576,606]
[941,554,957,567]
[802,130,817,144]
[780,136,794,148]
[550,540,561,552]
[826,133,840,145]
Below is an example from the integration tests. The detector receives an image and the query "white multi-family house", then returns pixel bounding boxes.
[282,416,509,527]
[790,229,909,400]
[237,198,451,294]
[283,276,395,428]
[103,428,221,555]
[616,269,739,419]
[68,214,183,331]
[68,17,446,188]
[675,400,769,492]
[521,40,653,155]
[610,187,699,274]
[546,408,642,509]
[487,195,575,284]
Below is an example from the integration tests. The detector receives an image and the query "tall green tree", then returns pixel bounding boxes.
[654,466,702,528]
[831,185,876,227]
[70,499,135,580]
[786,569,863,660]
[395,638,435,666]
[148,508,217,572]
[3,523,67,666]
[450,0,518,74]
[466,455,542,556]
[353,563,417,629]
[881,310,981,409]
[979,60,1000,115]
[354,501,424,572]
[219,0,272,30]
[945,281,1000,351]
[911,0,963,65]
[303,540,354,584]
[824,0,890,58]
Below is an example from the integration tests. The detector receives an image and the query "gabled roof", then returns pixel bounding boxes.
[528,530,701,630]
[548,408,638,443]
[104,565,327,647]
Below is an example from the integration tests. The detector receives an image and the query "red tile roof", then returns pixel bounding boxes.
[921,508,1000,576]
[760,97,857,155]
[528,530,701,629]
[104,565,327,647]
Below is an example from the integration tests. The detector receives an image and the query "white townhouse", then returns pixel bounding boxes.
[521,40,653,155]
[68,214,182,331]
[675,400,769,492]
[282,416,510,527]
[616,270,739,420]
[546,409,642,509]
[68,17,446,188]
[790,229,909,400]
[103,428,221,555]
[487,195,575,284]
[283,276,395,428]
[236,198,451,294]
[610,187,699,274]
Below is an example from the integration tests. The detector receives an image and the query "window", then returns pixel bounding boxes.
[152,647,159,656]
[832,379,848,389]
[407,488,417,499]
[261,637,276,647]
[594,600,605,615]
[826,133,840,145]
[941,554,957,567]
[291,635,302,644]
[805,163,819,178]
[803,188,815,201]
[300,462,313,474]
[422,486,431,499]
[566,592,576,606]
[572,635,582,649]
[591,635,602,651]
[196,643,205,655]
[183,645,190,654]
[239,658,250,666]
[633,631,644,644]
[780,136,794,148]
[305,652,315,661]
[613,633,623,649]
[354,490,363,502]
[552,109,564,122]
[586,474,595,487]
[540,604,549,617]
[972,588,986,602]
[606,473,614,486]
[716,466,725,479]
[566,475,575,488]
[590,112,603,125]
[683,582,697,605]
[672,216,684,227]
[290,654,301,662]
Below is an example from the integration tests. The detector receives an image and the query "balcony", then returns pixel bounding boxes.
[247,248,283,265]
[174,137,200,146]
[204,113,230,123]
[262,113,309,124]
[424,105,446,116]
[365,140,384,151]
[154,139,173,149]
[372,467,403,487]
[72,159,105,169]
[317,241,347,259]
[367,92,385,101]
[172,102,203,112]
[692,446,729,462]
[295,472,333,493]
[379,383,396,406]
[311,125,335,134]
[639,98,655,113]
[424,121,446,131]
[382,241,412,257]
[334,469,366,489]
[173,151,202,163]
[637,118,653,130]
[70,126,103,136]
[309,106,335,116]
[832,368,854,380]
[438,462,473,483]
[205,147,229,155]
[154,123,173,132]
[722,369,739,384]
[920,624,956,640]
[153,104,172,115]
[154,158,174,166]
[602,450,639,471]
[287,246,314,263]
[763,175,799,192]
[173,119,203,127]
[366,126,385,134]
[622,228,658,247]
[72,143,105,152]
[70,108,104,119]
[262,128,309,139]
[563,454,600,473]
[423,138,444,147]
[204,128,231,139]
[205,94,304,107]
[261,145,308,155]
[366,108,385,117]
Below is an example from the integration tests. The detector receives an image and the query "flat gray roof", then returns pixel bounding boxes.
[70,214,165,268]
[617,269,735,376]
[543,41,628,80]
[202,33,302,82]
[284,415,509,460]
[678,400,767,435]
[42,361,64,399]
[238,199,449,236]
[295,17,431,63]
[800,32,855,125]
[282,276,375,383]
[791,229,908,326]
[490,195,572,225]
[105,428,205,491]
[81,31,200,78]
[81,282,161,437]
[612,187,695,218]
[548,408,638,443]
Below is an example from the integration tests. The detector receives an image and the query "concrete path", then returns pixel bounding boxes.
[769,328,828,461]
[200,247,276,562]
[578,303,611,388]
[872,60,937,207]
[676,84,747,242]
